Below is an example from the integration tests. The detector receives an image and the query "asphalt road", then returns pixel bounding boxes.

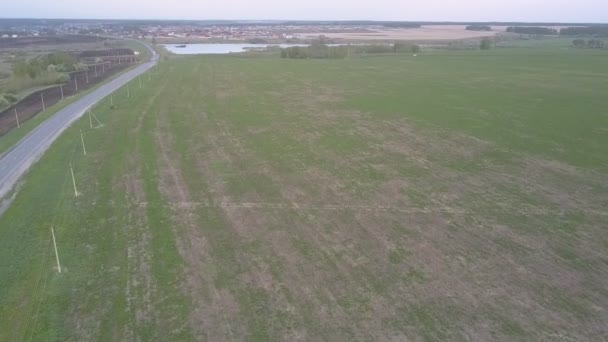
[0,42,159,200]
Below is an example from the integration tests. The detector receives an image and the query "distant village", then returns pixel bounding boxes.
[0,20,379,43]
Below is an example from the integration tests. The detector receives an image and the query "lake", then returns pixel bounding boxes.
[162,43,310,55]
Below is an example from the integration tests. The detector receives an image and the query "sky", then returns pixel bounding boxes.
[2,0,607,23]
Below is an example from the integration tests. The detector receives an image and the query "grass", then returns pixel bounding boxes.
[0,43,607,341]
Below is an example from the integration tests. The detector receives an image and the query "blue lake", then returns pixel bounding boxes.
[162,43,309,54]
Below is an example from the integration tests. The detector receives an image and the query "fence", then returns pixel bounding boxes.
[0,57,136,136]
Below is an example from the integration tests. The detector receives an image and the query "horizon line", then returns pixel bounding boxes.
[0,17,607,25]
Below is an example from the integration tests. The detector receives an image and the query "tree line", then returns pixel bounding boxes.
[280,44,349,59]
[506,26,558,35]
[12,52,80,79]
[572,39,606,49]
[0,52,80,110]
[466,25,492,31]
[560,26,608,36]
[280,42,422,59]
[505,25,608,37]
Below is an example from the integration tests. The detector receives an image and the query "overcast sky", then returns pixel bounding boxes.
[2,0,607,23]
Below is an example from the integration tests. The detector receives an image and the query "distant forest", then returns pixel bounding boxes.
[504,25,608,37]
[560,26,608,36]
[466,25,492,31]
[506,26,558,35]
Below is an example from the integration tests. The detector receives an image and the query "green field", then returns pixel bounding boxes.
[1,43,607,341]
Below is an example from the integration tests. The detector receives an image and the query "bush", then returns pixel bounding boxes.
[72,63,88,71]
[0,96,10,109]
[394,43,422,54]
[13,60,39,79]
[4,71,70,93]
[12,52,79,80]
[573,38,606,48]
[587,39,605,48]
[573,39,587,48]
[1,93,18,103]
[54,73,71,83]
[480,38,493,50]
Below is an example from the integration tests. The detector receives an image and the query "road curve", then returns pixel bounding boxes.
[0,42,159,199]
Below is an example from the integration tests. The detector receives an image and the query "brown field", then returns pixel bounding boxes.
[294,25,499,41]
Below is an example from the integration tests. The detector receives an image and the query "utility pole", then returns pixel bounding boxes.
[80,129,87,156]
[92,113,103,126]
[41,93,46,111]
[60,84,64,100]
[102,62,105,73]
[148,71,151,81]
[85,70,89,83]
[75,77,78,91]
[127,84,130,98]
[51,227,62,273]
[94,64,98,77]
[70,163,78,197]
[14,108,20,128]
[89,111,93,129]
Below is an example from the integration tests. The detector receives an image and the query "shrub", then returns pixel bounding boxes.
[0,96,10,109]
[12,52,79,80]
[72,63,88,71]
[480,38,493,50]
[2,93,18,103]
[587,39,605,48]
[573,39,587,48]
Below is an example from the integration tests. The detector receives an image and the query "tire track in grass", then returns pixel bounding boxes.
[154,91,238,339]
[121,78,169,339]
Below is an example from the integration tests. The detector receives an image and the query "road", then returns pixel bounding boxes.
[0,42,159,200]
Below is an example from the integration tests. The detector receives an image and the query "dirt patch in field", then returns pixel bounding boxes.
[294,25,498,41]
